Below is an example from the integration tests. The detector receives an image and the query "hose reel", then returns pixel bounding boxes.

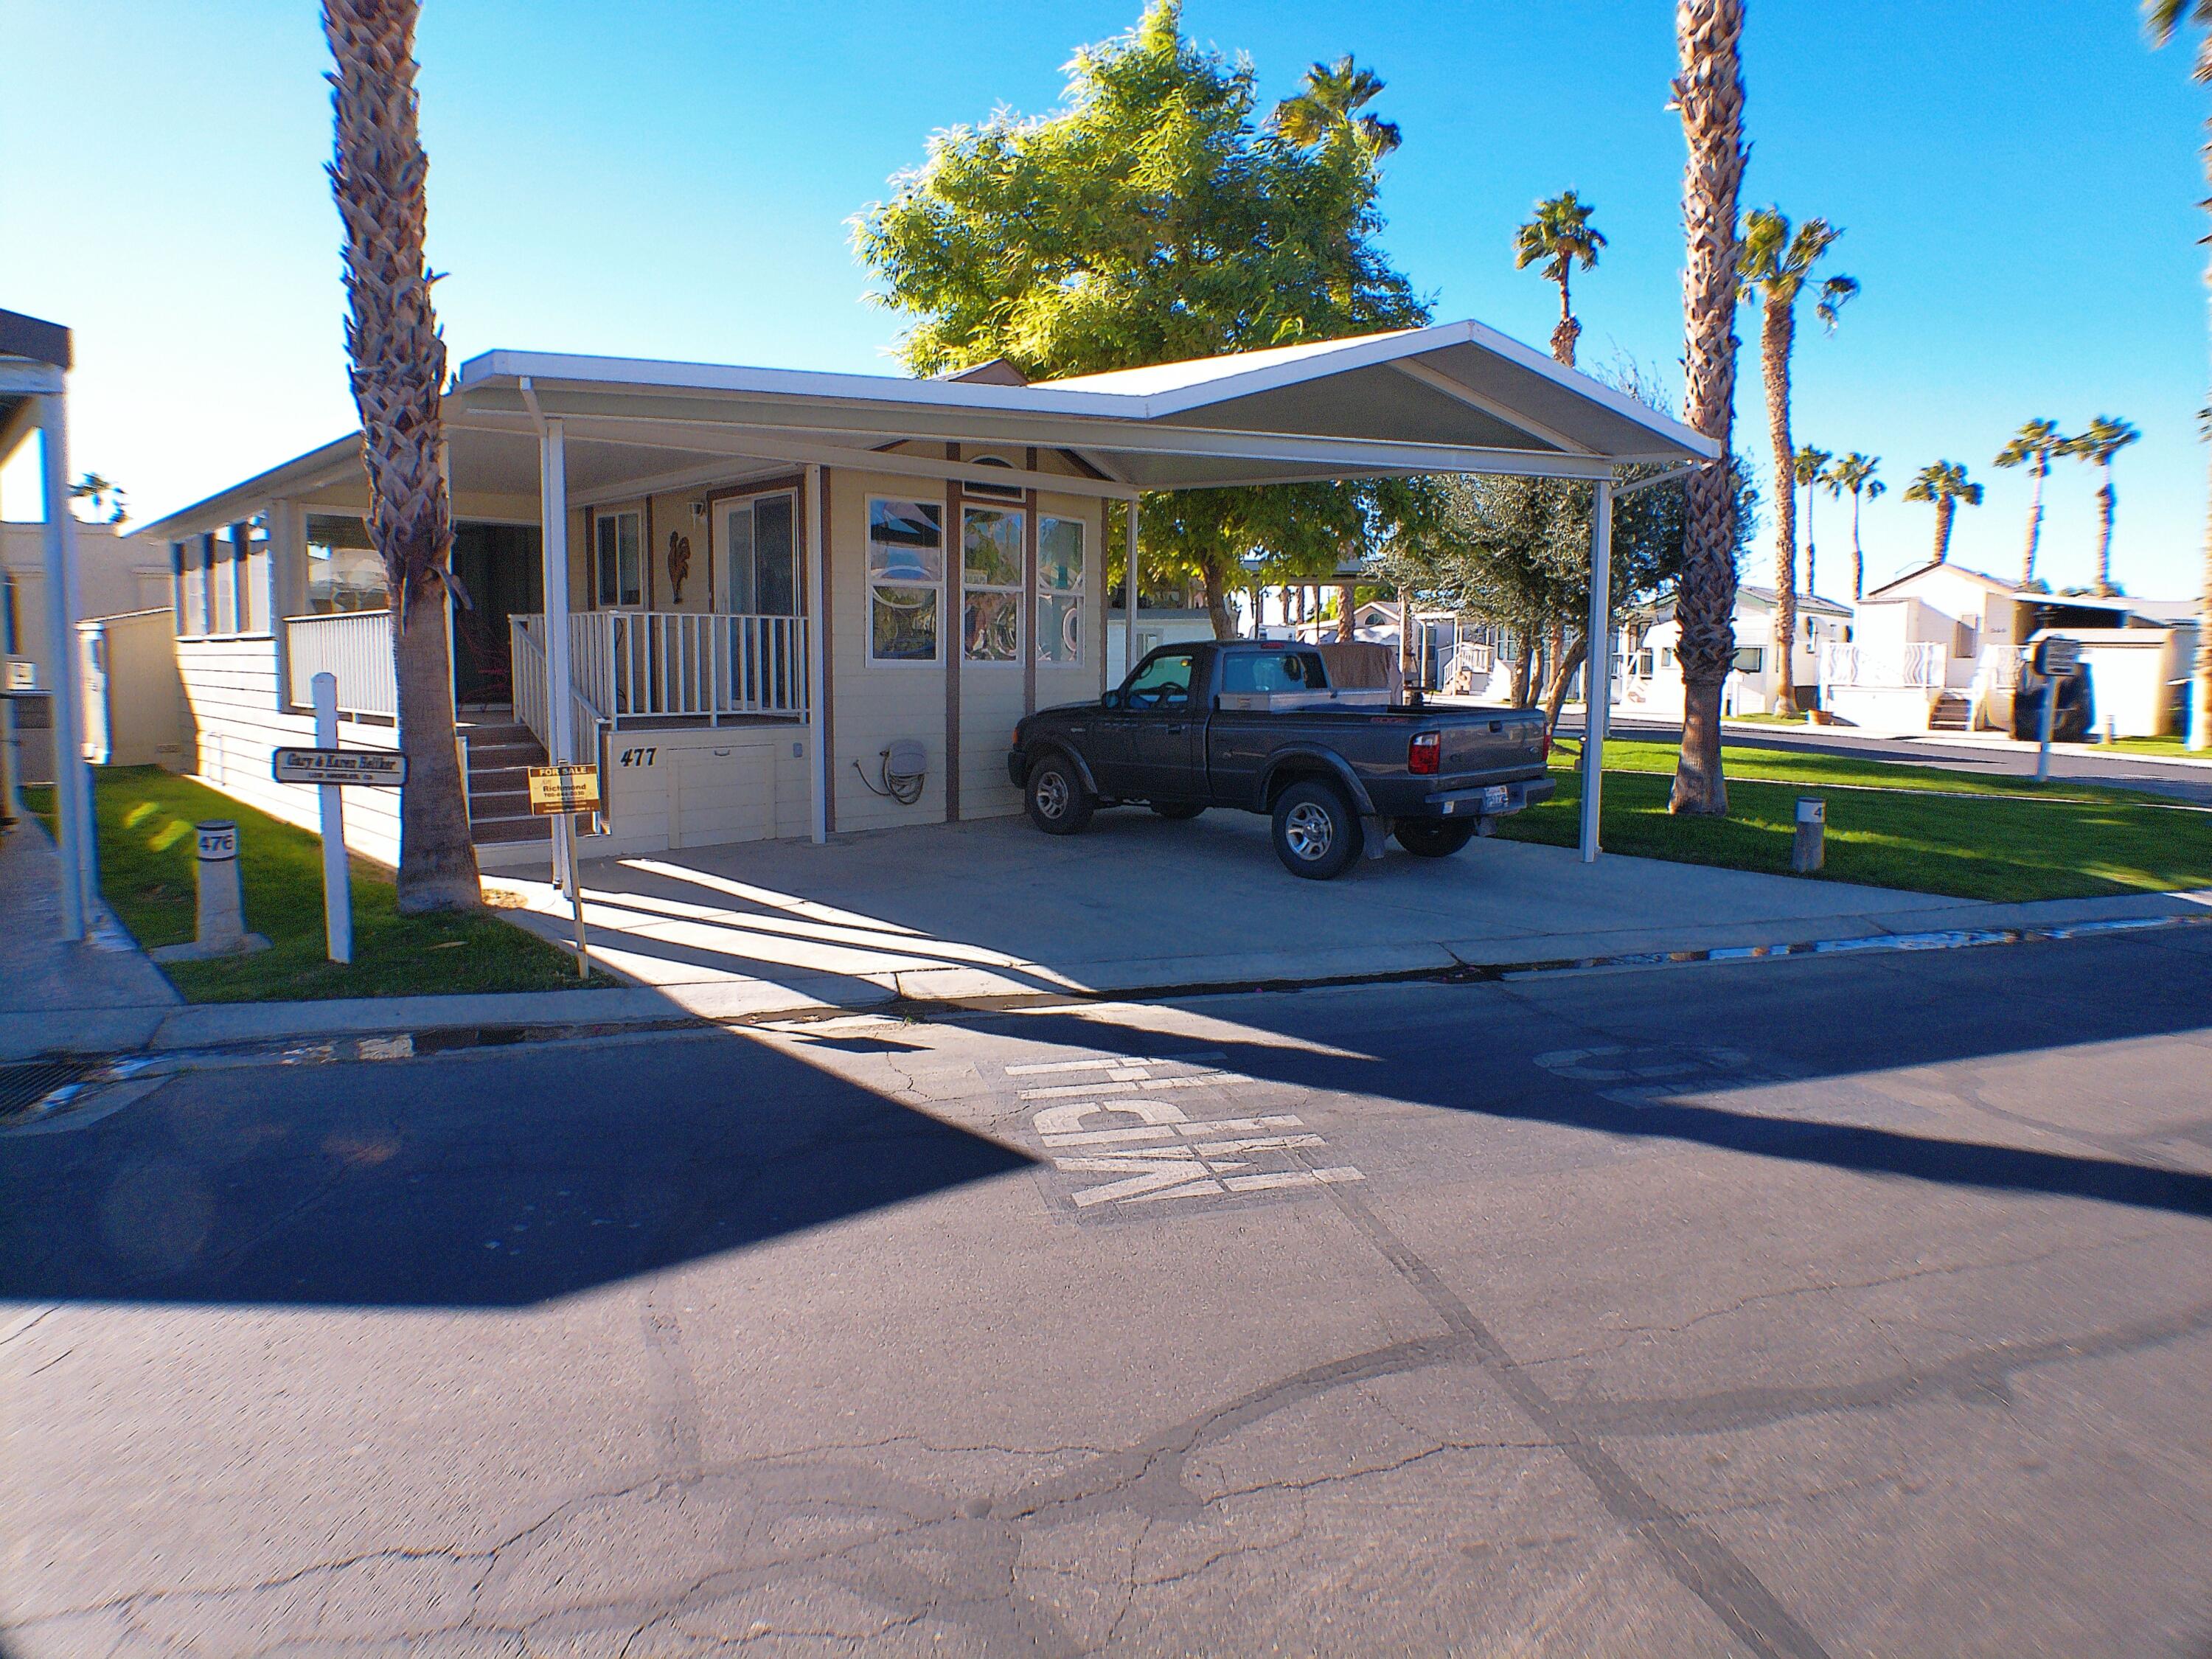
[855,737,928,806]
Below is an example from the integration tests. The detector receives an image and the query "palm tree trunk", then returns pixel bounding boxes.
[324,0,479,914]
[1551,273,1580,368]
[1668,0,1747,817]
[1934,497,1955,563]
[1762,298,1799,717]
[2096,471,2117,596]
[2023,462,2045,587]
[1338,582,1357,641]
[1851,488,1865,602]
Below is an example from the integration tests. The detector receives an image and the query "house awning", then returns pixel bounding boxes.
[138,319,1717,540]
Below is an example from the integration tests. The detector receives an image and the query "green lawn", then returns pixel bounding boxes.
[1497,740,2212,902]
[27,768,607,1002]
[2087,735,2202,759]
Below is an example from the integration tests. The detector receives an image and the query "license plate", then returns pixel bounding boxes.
[1481,785,1510,813]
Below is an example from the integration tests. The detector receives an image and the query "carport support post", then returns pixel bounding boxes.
[38,390,94,939]
[1123,498,1140,677]
[804,462,827,844]
[539,414,572,888]
[1579,477,1614,864]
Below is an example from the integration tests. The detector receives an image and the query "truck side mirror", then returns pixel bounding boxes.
[1102,689,1124,710]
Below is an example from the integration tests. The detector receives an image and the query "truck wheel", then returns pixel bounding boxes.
[1026,754,1094,835]
[1272,781,1362,880]
[1393,819,1475,858]
[1150,802,1206,821]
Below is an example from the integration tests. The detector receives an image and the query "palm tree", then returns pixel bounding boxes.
[1823,453,1882,602]
[1738,208,1857,715]
[1668,0,1748,816]
[2062,415,2140,596]
[1792,444,1832,597]
[323,0,480,913]
[1992,418,2064,588]
[67,473,128,525]
[1274,55,1402,156]
[1514,191,1606,368]
[1904,461,1984,563]
[2149,1,2212,748]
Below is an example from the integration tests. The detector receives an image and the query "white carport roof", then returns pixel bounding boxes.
[139,319,1717,540]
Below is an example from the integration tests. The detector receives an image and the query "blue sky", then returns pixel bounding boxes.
[4,0,2208,601]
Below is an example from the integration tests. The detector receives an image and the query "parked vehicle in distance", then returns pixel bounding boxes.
[1008,641,1556,879]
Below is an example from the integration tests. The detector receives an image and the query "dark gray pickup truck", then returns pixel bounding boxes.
[1007,640,1556,879]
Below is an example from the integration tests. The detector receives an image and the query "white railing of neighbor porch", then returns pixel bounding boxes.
[513,611,809,732]
[286,610,397,717]
[1819,641,1947,691]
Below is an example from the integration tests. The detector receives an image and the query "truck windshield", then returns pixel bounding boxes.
[1220,651,1326,695]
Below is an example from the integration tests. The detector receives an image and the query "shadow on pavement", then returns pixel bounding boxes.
[0,1027,1031,1309]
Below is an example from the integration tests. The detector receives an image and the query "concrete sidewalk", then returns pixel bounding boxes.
[9,809,2207,1061]
[0,818,181,1059]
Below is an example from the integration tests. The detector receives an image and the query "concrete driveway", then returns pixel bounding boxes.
[492,810,2163,1019]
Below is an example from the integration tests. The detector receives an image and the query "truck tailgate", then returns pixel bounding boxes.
[1439,714,1545,778]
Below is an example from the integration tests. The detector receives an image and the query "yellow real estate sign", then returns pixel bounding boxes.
[527,764,602,815]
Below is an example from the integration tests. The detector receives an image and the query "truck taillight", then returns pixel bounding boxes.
[1408,731,1440,775]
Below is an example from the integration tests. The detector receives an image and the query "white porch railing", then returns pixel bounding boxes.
[285,610,397,716]
[1819,641,1947,691]
[512,611,806,741]
[509,616,608,759]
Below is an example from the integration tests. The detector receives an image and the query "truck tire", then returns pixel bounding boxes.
[1025,753,1094,835]
[1272,780,1363,880]
[1150,801,1206,821]
[1393,819,1475,858]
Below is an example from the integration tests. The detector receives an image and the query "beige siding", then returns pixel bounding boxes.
[177,635,403,868]
[830,467,950,834]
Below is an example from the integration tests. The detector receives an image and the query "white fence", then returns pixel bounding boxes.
[509,616,608,759]
[512,611,806,746]
[285,610,397,717]
[1819,641,1947,691]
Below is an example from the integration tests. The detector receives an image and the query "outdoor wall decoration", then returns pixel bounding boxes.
[667,531,691,604]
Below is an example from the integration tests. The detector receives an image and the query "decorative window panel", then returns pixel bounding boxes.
[1037,515,1084,665]
[962,504,1022,664]
[869,497,944,662]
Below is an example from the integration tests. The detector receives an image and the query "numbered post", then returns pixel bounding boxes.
[312,672,353,964]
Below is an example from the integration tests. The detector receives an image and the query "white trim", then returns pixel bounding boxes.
[0,360,66,396]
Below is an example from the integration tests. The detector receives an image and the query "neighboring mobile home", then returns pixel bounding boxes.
[1620,585,1851,720]
[133,321,1714,869]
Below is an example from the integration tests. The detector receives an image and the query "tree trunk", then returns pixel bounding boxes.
[324,0,480,913]
[1509,630,1537,707]
[1668,0,1746,817]
[1851,490,1865,603]
[1551,274,1579,367]
[1540,630,1589,736]
[1934,498,1955,563]
[1338,582,1356,641]
[2096,473,2116,596]
[2023,462,2045,587]
[1762,296,1799,717]
[1202,556,1236,640]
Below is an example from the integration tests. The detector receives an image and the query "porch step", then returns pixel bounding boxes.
[461,718,551,848]
[1929,692,1972,732]
[470,814,551,846]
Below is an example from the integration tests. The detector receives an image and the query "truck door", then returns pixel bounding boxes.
[1121,648,1207,801]
[1088,647,1194,795]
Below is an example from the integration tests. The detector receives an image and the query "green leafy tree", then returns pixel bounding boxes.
[1514,190,1604,367]
[2062,414,2140,596]
[853,3,1427,637]
[1792,443,1832,597]
[1904,460,1983,563]
[1823,452,1882,601]
[1738,207,1858,714]
[2146,0,2212,745]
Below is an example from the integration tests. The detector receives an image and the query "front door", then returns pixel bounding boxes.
[451,524,543,708]
[1093,647,1200,799]
[715,492,802,709]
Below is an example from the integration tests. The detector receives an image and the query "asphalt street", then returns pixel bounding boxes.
[4,926,2210,1656]
[1562,715,2212,804]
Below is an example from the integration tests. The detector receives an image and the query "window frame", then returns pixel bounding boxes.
[866,494,947,666]
[717,487,801,618]
[960,501,1024,666]
[1035,512,1085,667]
[593,508,644,609]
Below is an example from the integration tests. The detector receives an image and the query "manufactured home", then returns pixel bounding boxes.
[133,321,1714,869]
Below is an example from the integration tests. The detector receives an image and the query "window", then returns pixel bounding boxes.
[723,493,797,616]
[1037,515,1084,665]
[1732,645,1765,675]
[1220,650,1324,694]
[594,509,642,607]
[869,497,943,661]
[1124,650,1197,709]
[964,454,1026,503]
[962,504,1022,663]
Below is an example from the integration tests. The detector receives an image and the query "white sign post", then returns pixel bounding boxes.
[2034,637,2079,786]
[311,671,353,964]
